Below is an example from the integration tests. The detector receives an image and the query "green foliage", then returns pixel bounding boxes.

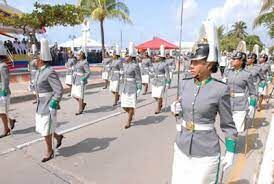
[245,35,264,52]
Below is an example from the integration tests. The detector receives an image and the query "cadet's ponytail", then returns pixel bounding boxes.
[210,62,219,73]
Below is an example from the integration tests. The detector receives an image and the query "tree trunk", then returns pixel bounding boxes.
[100,20,105,60]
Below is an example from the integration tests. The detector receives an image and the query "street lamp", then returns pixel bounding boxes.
[69,34,76,52]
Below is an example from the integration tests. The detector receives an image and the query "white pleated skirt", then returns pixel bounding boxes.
[102,72,109,80]
[172,144,220,184]
[232,111,247,133]
[258,86,268,95]
[71,84,84,99]
[121,93,137,108]
[109,80,120,93]
[169,72,174,80]
[0,96,10,114]
[152,85,165,98]
[65,74,73,85]
[35,113,56,136]
[141,75,150,84]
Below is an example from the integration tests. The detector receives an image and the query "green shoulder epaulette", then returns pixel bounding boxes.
[212,78,226,85]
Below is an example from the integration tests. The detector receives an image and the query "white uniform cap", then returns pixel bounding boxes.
[236,40,247,53]
[115,44,120,55]
[128,42,137,57]
[0,41,7,56]
[252,44,259,56]
[40,38,52,61]
[159,45,165,57]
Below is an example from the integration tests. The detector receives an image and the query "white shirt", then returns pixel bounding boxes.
[220,56,227,67]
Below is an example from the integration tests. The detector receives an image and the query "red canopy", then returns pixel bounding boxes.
[136,37,178,50]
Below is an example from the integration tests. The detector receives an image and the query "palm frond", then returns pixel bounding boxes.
[91,7,106,21]
[107,9,132,24]
[259,0,273,14]
[107,1,130,15]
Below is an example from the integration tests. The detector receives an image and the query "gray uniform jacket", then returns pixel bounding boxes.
[72,60,91,86]
[260,63,271,78]
[34,66,63,115]
[166,58,176,72]
[0,61,11,95]
[176,77,237,157]
[225,69,256,111]
[140,58,153,75]
[65,58,76,75]
[28,59,37,82]
[102,58,112,72]
[151,61,170,87]
[121,62,142,95]
[245,65,265,88]
[110,59,123,81]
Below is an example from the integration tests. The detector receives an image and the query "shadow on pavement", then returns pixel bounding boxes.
[235,133,263,154]
[133,115,168,126]
[13,121,69,135]
[58,137,117,157]
[137,99,146,104]
[85,105,116,113]
[228,179,250,184]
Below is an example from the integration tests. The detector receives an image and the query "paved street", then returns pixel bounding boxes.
[0,76,273,184]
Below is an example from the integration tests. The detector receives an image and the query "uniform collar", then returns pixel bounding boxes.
[195,77,212,87]
[234,68,242,73]
[39,65,47,71]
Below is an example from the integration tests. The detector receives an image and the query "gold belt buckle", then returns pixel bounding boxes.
[230,92,235,97]
[186,121,195,132]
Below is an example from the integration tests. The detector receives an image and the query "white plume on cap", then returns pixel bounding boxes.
[31,44,37,55]
[146,48,151,56]
[197,20,220,63]
[115,44,120,55]
[40,38,52,61]
[128,42,136,57]
[159,45,165,57]
[236,40,247,53]
[252,44,259,56]
[0,41,8,56]
[169,49,173,57]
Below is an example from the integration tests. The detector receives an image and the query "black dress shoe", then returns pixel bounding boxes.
[82,103,87,111]
[41,151,54,163]
[0,130,11,138]
[56,135,64,149]
[75,111,83,115]
[9,119,16,130]
[124,124,131,129]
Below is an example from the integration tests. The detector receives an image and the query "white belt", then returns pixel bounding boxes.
[38,92,52,97]
[113,71,120,73]
[181,120,215,131]
[31,70,36,72]
[143,67,149,69]
[156,75,165,77]
[74,72,84,76]
[230,92,245,97]
[125,78,135,81]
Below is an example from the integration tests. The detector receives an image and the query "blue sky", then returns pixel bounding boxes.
[2,0,272,47]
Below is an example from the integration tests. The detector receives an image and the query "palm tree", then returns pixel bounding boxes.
[78,0,132,57]
[217,25,225,39]
[230,21,248,39]
[1,0,8,5]
[253,0,273,38]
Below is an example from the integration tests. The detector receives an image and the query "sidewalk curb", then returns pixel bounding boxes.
[10,81,105,104]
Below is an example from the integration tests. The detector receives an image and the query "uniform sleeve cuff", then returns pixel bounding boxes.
[225,138,236,153]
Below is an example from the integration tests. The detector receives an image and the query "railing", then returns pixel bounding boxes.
[4,46,14,68]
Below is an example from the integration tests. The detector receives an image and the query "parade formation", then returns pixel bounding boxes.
[0,0,273,183]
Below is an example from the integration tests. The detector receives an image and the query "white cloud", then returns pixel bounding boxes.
[175,0,198,21]
[207,0,272,46]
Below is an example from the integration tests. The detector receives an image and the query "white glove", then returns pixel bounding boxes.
[248,105,255,118]
[119,70,124,75]
[221,152,235,171]
[0,96,8,104]
[221,77,227,83]
[171,101,182,115]
[137,89,141,97]
[49,107,57,117]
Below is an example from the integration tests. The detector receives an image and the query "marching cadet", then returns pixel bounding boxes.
[140,49,153,95]
[71,51,91,115]
[120,42,142,129]
[65,51,76,96]
[109,45,123,106]
[28,44,38,104]
[170,21,237,184]
[151,45,170,114]
[0,42,16,138]
[258,53,272,111]
[34,39,64,162]
[166,50,176,88]
[101,53,112,89]
[224,42,257,133]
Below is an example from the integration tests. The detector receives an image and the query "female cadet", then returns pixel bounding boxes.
[34,39,64,162]
[140,51,153,95]
[65,51,76,96]
[109,46,123,106]
[258,54,272,111]
[0,42,16,138]
[246,52,264,97]
[151,45,170,114]
[171,21,237,184]
[224,50,257,133]
[71,51,91,115]
[101,53,112,89]
[120,42,142,129]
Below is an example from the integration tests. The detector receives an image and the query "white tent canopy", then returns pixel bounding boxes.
[58,35,102,50]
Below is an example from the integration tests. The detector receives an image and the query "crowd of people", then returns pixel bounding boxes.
[3,38,29,55]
